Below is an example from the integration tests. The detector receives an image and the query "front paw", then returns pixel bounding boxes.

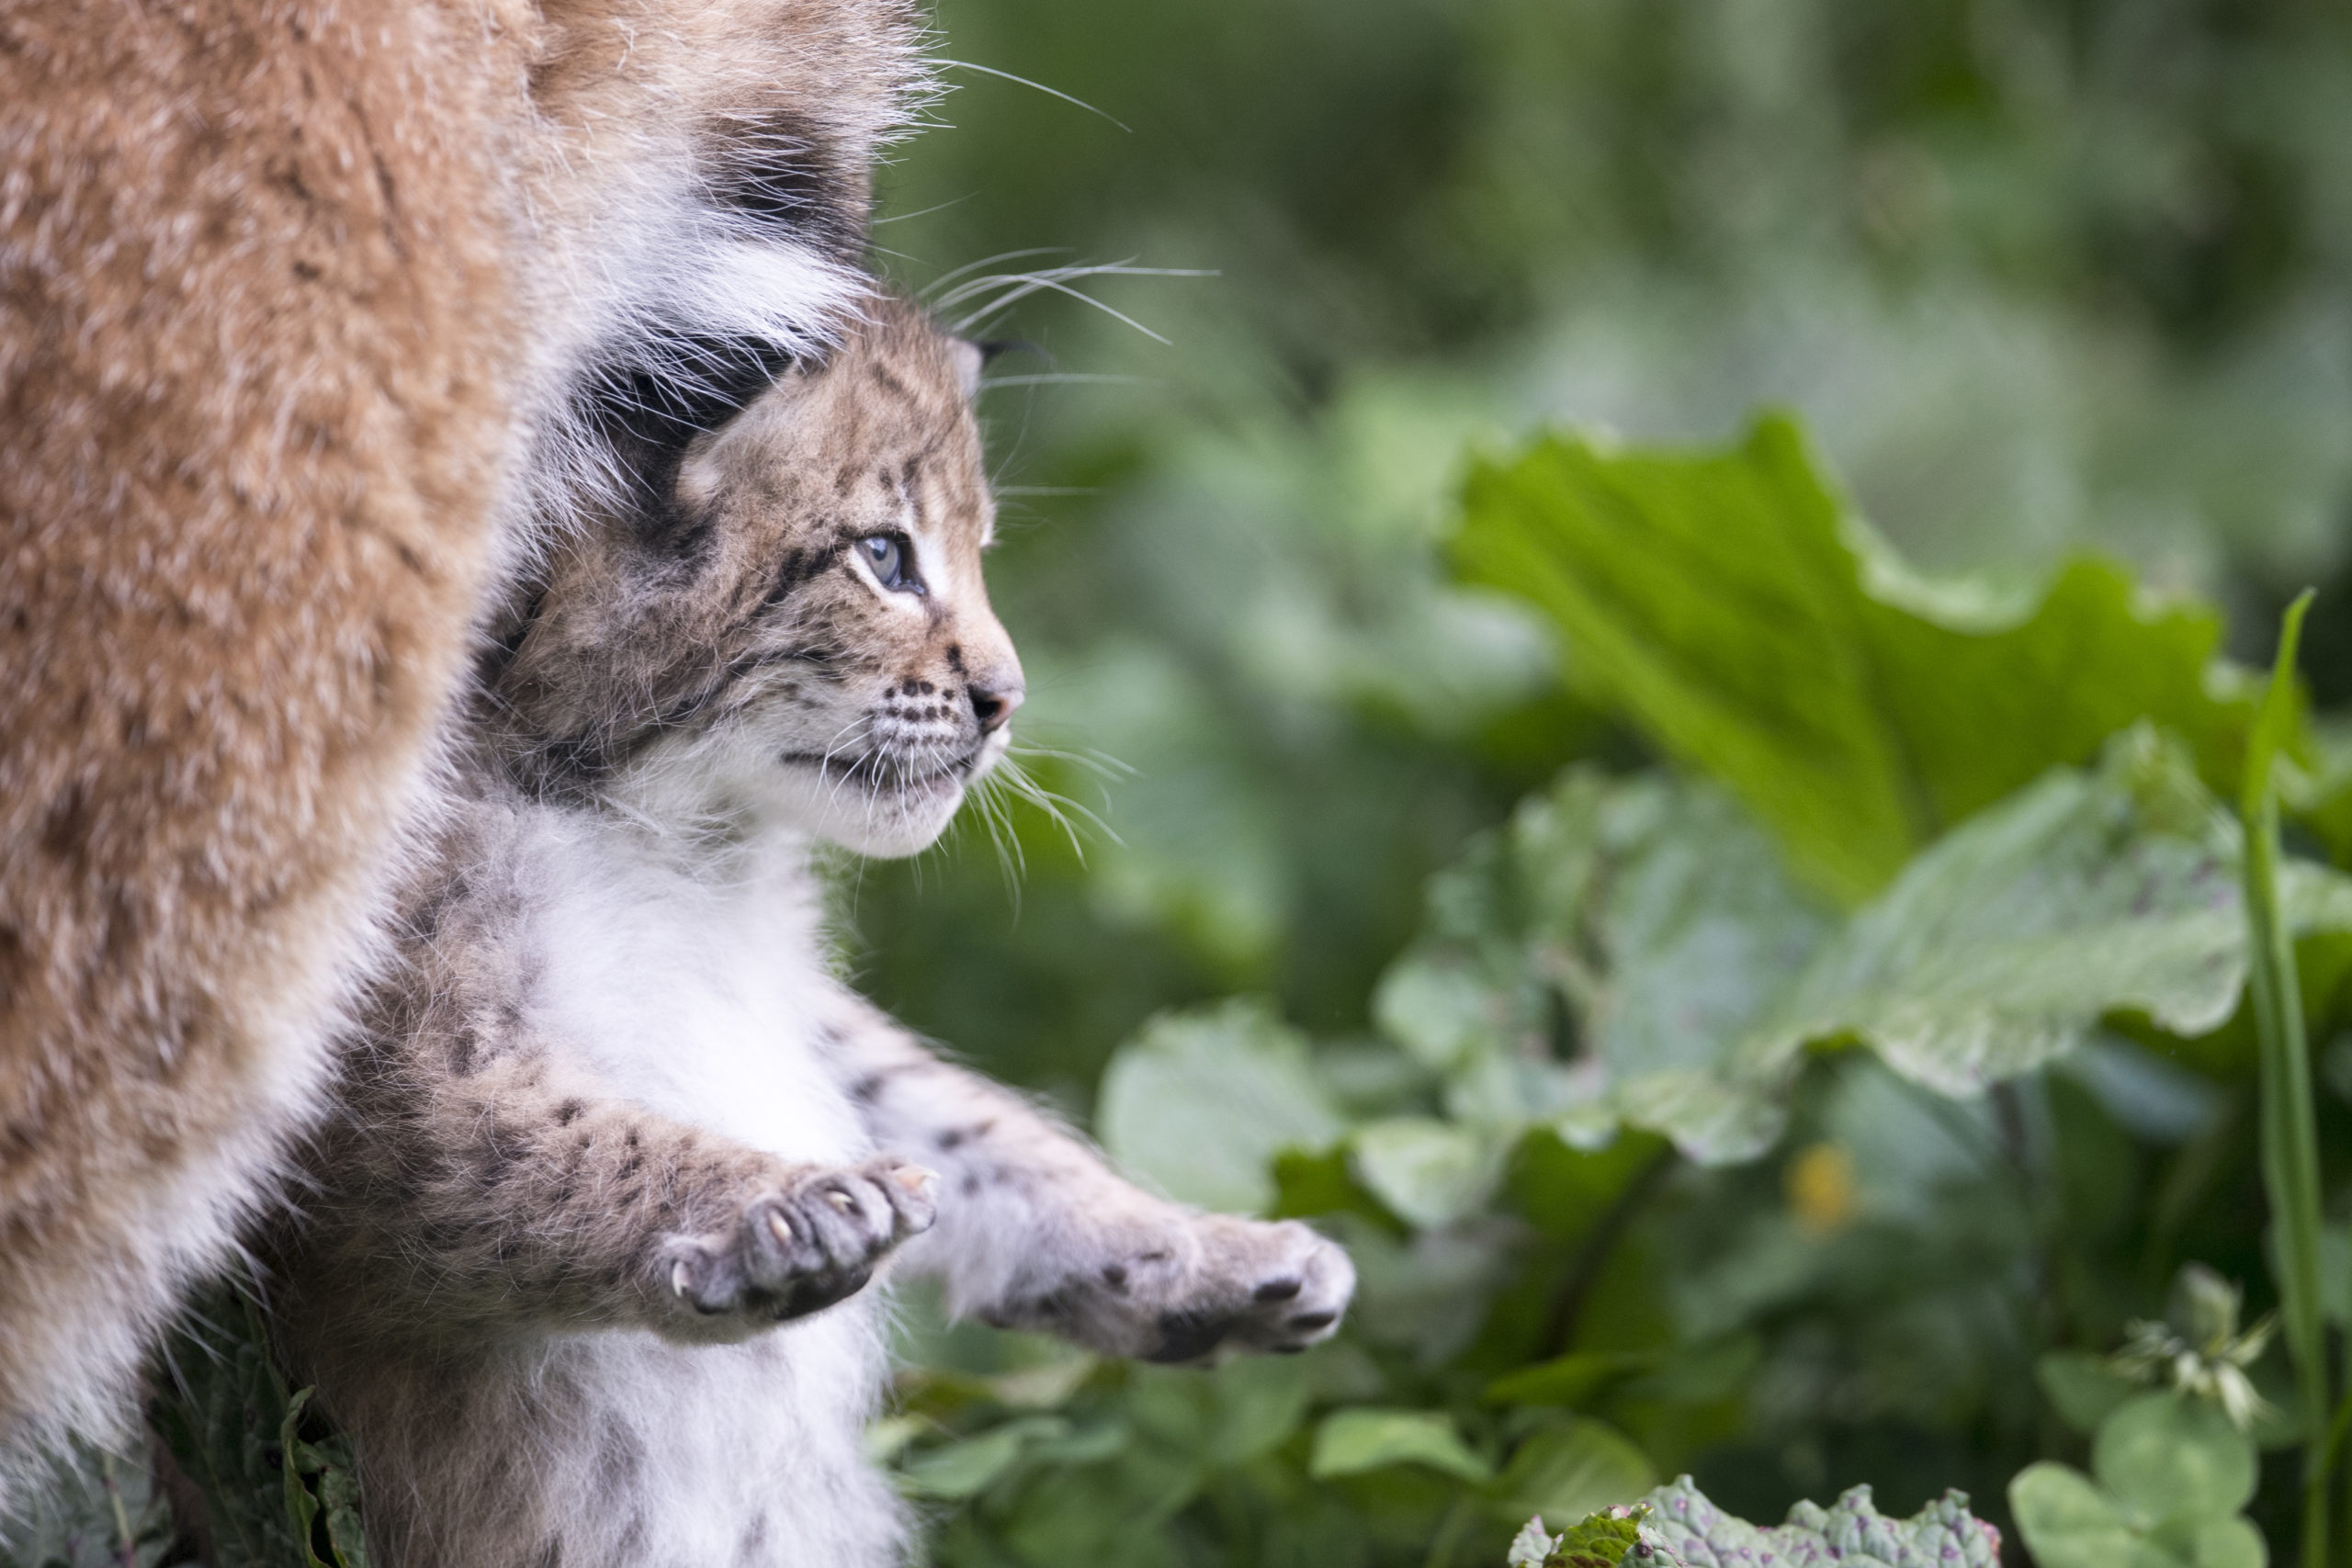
[660,1158,936,1325]
[999,1213,1354,1363]
[1141,1215,1355,1362]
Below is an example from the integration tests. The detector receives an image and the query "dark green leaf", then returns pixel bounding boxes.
[1455,417,2256,906]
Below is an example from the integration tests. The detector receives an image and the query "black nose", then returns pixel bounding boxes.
[969,679,1024,734]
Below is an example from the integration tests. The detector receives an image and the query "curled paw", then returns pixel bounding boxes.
[660,1158,936,1325]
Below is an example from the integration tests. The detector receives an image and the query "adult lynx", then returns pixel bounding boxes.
[1,0,917,1492]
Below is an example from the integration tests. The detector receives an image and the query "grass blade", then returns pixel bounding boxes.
[2241,588,2327,1568]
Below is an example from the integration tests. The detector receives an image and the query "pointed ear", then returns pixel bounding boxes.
[948,338,985,400]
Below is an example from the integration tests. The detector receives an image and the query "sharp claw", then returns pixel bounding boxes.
[768,1211,793,1247]
[827,1190,856,1212]
[671,1260,691,1299]
[892,1164,938,1196]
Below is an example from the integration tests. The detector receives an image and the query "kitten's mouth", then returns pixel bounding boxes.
[780,746,980,797]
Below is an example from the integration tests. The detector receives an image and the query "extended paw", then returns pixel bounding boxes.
[660,1158,936,1324]
[1139,1216,1354,1362]
[997,1212,1353,1363]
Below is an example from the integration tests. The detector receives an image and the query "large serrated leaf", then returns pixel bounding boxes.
[1097,998,1347,1213]
[1375,767,1826,1164]
[1386,735,2352,1165]
[1747,728,2248,1095]
[1454,417,2257,906]
[1638,1474,2002,1567]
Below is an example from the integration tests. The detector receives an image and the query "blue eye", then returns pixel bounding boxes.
[860,535,919,592]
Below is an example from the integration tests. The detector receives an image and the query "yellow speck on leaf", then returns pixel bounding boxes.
[1785,1142,1858,1236]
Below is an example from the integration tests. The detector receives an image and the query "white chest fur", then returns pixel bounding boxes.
[519,808,870,1168]
[480,807,901,1567]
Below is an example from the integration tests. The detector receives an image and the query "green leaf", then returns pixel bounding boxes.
[149,1286,311,1568]
[2186,1517,2269,1568]
[896,1417,1074,1501]
[1532,1509,1653,1568]
[1750,728,2254,1096]
[279,1390,329,1568]
[1350,1117,1510,1229]
[1487,1351,1653,1409]
[2093,1393,2259,1528]
[1096,998,1347,1213]
[1380,767,1828,1162]
[1308,1409,1494,1483]
[2037,1350,2140,1435]
[1199,1354,1316,1466]
[1455,417,2256,906]
[1493,1419,1656,1528]
[2010,1462,2183,1568]
[1381,738,2352,1164]
[2,1445,180,1568]
[1639,1475,2002,1567]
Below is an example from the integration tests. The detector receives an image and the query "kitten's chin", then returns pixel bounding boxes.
[817,785,966,858]
[770,764,968,858]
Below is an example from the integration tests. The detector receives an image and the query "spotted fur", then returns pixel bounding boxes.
[270,299,1354,1568]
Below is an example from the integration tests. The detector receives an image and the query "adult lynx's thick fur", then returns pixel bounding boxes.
[272,297,1356,1567]
[0,0,917,1493]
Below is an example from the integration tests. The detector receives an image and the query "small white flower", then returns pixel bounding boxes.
[2109,1264,2278,1431]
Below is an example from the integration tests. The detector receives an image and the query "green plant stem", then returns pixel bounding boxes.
[1541,1147,1678,1358]
[1420,1493,1478,1568]
[2243,589,2329,1568]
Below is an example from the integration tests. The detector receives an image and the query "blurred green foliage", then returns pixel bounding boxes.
[846,5,2352,1564]
[875,421,2352,1568]
[856,0,2352,1098]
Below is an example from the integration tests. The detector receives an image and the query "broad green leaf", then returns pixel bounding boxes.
[1387,739,2352,1165]
[1750,728,2250,1094]
[1200,1355,1316,1466]
[1308,1409,1493,1483]
[2093,1393,2258,1528]
[1455,416,2256,905]
[1378,767,1827,1162]
[1493,1419,1655,1529]
[1097,998,1346,1213]
[2010,1462,2183,1568]
[1350,1117,1510,1230]
[1640,1475,2002,1567]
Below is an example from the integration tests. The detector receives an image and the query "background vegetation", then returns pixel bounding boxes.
[13,1,2352,1565]
[852,2,2352,1565]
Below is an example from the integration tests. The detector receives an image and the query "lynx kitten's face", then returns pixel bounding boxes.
[495,297,1023,854]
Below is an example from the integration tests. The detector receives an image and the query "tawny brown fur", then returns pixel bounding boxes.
[0,0,918,1494]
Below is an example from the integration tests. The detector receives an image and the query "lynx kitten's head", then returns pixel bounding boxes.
[492,294,1022,855]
